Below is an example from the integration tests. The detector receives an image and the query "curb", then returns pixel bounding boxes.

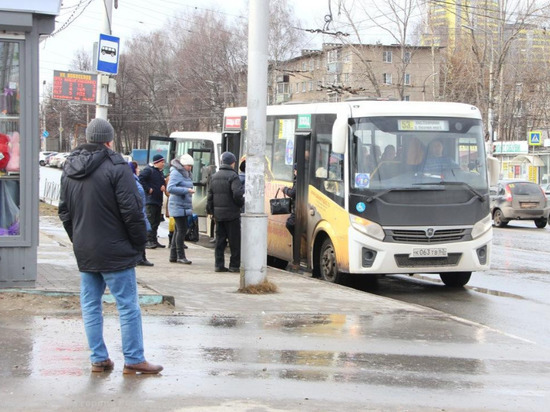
[0,288,174,306]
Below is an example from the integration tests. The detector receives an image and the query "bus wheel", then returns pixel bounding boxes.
[267,255,288,270]
[319,238,341,283]
[440,272,471,287]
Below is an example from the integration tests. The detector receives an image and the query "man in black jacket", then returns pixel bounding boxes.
[139,154,166,249]
[59,118,162,375]
[207,151,244,272]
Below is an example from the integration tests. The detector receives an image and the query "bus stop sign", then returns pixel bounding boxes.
[97,33,120,75]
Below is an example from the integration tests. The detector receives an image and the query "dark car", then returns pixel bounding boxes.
[490,180,550,228]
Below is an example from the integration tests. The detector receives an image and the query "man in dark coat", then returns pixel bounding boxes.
[207,151,244,272]
[139,154,166,249]
[58,118,163,375]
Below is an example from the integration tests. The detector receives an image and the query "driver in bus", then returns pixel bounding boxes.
[423,139,458,175]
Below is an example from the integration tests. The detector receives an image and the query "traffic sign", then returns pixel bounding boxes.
[42,131,49,138]
[97,33,120,75]
[529,130,542,146]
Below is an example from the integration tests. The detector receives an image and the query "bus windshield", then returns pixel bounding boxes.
[350,116,488,191]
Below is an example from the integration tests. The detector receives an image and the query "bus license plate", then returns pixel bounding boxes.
[410,248,447,258]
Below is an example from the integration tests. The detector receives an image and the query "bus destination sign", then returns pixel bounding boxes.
[53,70,97,103]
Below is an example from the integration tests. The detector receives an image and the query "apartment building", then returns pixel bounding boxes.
[272,43,441,104]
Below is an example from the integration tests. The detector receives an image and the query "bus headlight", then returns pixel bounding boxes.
[471,214,492,239]
[350,215,385,241]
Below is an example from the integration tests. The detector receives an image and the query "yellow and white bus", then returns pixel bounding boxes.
[223,100,494,287]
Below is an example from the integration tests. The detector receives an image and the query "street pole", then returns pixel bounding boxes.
[95,0,113,120]
[241,0,269,287]
[488,56,494,148]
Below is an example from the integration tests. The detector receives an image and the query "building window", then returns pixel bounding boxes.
[327,49,339,64]
[327,92,340,102]
[302,82,306,92]
[383,73,392,85]
[309,81,314,91]
[383,51,392,63]
[404,73,411,85]
[309,59,314,71]
[277,82,289,94]
[404,51,411,63]
[404,95,410,101]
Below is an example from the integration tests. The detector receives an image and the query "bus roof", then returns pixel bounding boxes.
[169,131,222,143]
[224,101,482,120]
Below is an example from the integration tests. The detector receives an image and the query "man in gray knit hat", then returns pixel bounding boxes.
[59,118,163,375]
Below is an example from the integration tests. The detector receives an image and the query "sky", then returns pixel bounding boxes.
[38,0,394,98]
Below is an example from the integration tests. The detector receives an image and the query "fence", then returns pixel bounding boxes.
[41,179,60,207]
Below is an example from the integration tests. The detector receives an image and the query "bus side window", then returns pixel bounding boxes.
[315,143,330,178]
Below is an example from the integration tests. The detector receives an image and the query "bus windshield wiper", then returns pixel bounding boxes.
[414,181,485,201]
[365,187,420,203]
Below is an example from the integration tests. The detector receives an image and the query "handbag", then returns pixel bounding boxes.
[270,188,291,215]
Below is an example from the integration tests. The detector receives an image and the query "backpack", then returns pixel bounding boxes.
[185,214,199,242]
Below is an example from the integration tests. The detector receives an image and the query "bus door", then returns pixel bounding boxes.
[148,135,175,176]
[293,133,311,266]
[188,148,215,216]
[222,132,241,168]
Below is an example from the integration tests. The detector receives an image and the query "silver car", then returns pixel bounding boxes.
[490,180,550,228]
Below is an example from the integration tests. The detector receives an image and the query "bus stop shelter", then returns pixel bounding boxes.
[0,2,59,287]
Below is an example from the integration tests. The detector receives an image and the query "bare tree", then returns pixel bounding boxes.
[335,0,423,99]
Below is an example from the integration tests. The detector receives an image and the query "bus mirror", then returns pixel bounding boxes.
[332,118,348,154]
[487,156,499,186]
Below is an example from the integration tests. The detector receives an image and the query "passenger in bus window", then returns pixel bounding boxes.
[381,145,396,161]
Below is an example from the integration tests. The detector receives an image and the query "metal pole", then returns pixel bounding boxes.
[241,0,269,287]
[59,111,62,152]
[95,0,113,120]
[488,56,494,149]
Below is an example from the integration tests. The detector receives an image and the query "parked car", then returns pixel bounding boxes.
[49,152,69,168]
[39,151,57,166]
[43,152,58,166]
[490,180,550,228]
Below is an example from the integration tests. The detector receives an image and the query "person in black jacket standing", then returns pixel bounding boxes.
[207,151,244,272]
[139,154,166,249]
[58,118,162,375]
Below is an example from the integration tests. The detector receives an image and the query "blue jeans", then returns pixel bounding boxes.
[80,268,145,365]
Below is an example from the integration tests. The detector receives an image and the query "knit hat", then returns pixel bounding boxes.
[86,118,114,143]
[221,151,236,165]
[180,154,194,166]
[152,154,165,164]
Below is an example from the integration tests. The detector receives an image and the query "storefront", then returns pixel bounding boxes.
[0,4,59,287]
[493,140,548,183]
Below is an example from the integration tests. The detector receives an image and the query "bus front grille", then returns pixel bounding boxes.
[386,228,469,244]
[394,253,462,267]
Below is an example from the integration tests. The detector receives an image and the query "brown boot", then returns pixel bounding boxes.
[123,361,163,375]
[91,358,114,372]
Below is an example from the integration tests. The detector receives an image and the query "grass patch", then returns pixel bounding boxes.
[238,279,278,294]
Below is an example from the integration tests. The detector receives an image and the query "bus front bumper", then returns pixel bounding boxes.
[346,227,492,275]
